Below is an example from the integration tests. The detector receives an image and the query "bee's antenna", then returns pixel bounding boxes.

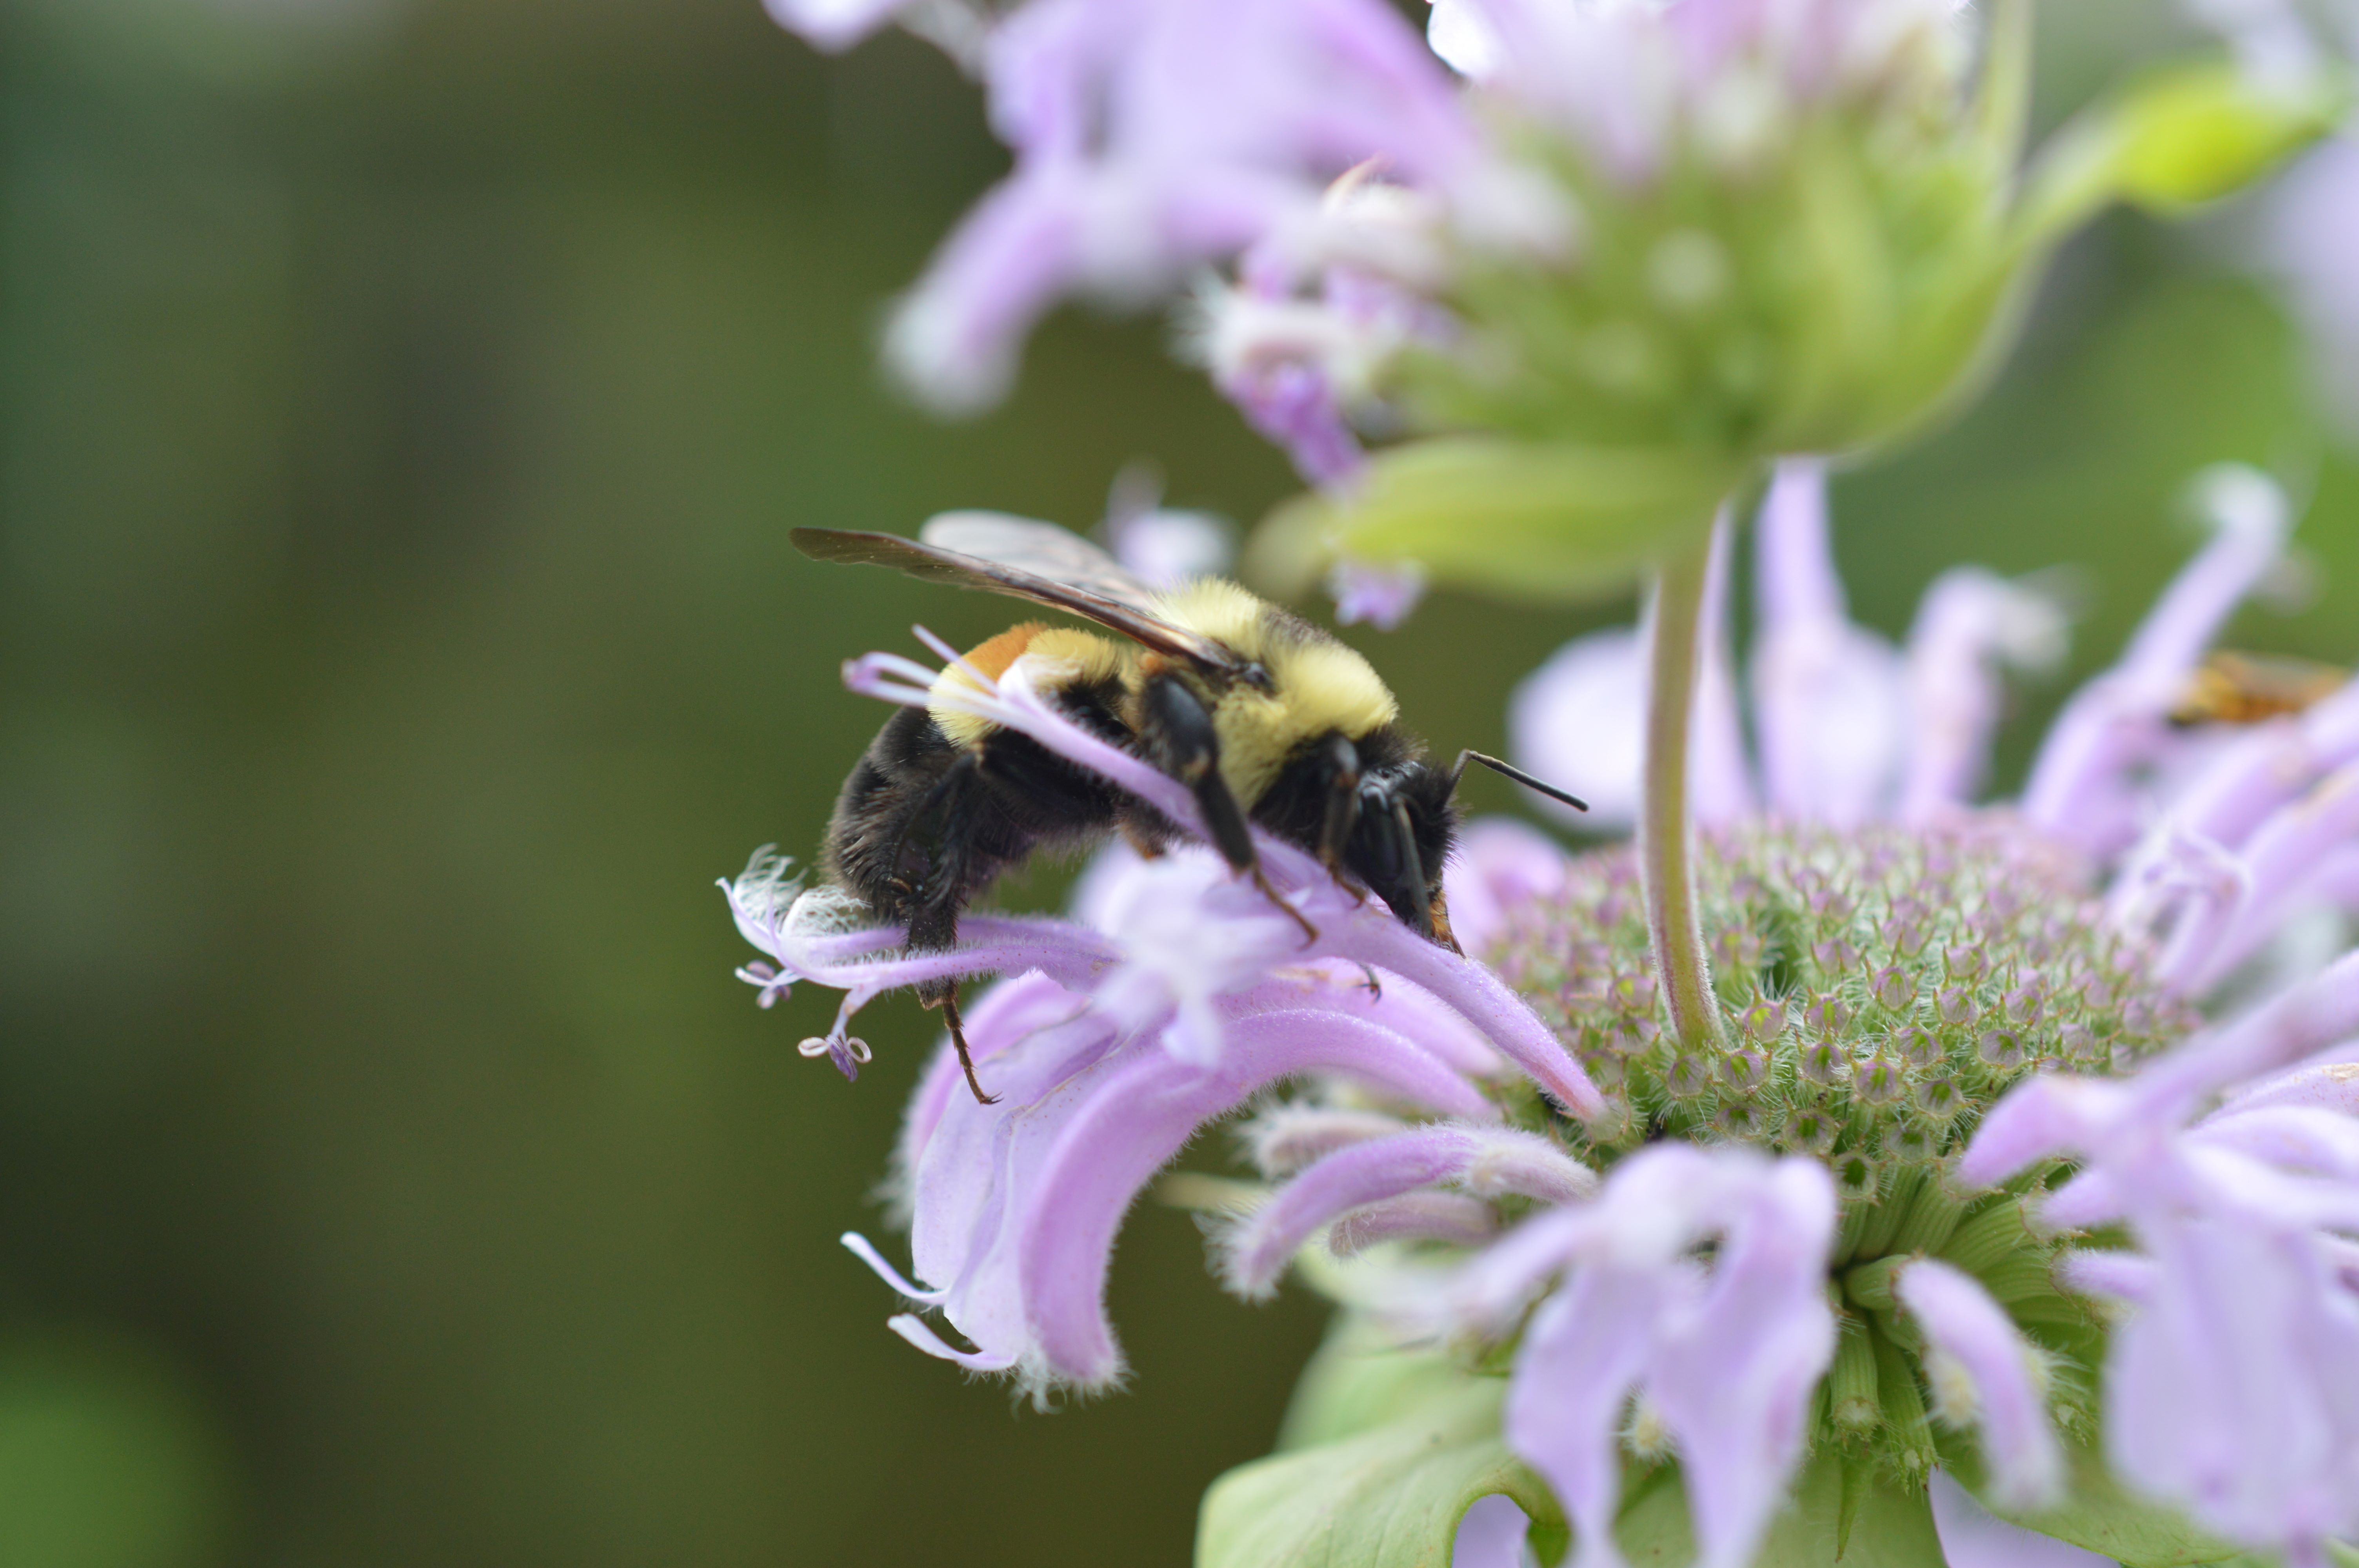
[1450,750,1588,813]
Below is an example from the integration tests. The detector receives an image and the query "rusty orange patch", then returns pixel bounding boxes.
[960,622,1045,682]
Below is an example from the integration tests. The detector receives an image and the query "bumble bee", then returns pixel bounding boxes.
[2170,650,2349,727]
[792,514,1582,1103]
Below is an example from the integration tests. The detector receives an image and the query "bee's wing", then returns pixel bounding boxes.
[918,513,1168,608]
[792,517,1244,676]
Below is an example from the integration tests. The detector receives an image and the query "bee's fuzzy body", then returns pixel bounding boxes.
[791,516,1563,1098]
[823,628,1134,1001]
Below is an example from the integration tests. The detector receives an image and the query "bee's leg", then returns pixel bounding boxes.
[1248,863,1318,946]
[1389,800,1434,940]
[896,760,1006,1105]
[1428,895,1463,957]
[1140,671,1318,947]
[1316,733,1363,877]
[939,987,998,1106]
[1117,816,1169,860]
[1356,964,1383,1000]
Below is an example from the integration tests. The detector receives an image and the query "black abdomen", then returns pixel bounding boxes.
[821,681,1132,980]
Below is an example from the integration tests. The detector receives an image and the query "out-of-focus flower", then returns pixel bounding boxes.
[772,0,2334,614]
[838,0,1493,417]
[1325,558,1427,629]
[2179,0,2359,431]
[2257,135,2359,428]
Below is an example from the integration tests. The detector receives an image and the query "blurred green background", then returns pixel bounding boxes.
[1,1,2354,1564]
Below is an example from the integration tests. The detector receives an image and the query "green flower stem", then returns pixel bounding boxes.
[1641,528,1725,1053]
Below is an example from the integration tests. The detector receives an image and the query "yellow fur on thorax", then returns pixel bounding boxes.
[1154,580,1399,807]
[929,623,1130,749]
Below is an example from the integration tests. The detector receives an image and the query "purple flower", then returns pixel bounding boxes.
[1219,1122,1594,1296]
[767,0,2010,509]
[2259,135,2359,430]
[1098,467,1237,588]
[1927,1471,2117,1568]
[875,964,1502,1391]
[761,0,912,54]
[2023,464,2292,860]
[1965,960,2359,1566]
[798,0,1485,414]
[1438,816,1569,956]
[1455,1147,1837,1568]
[1750,460,1910,827]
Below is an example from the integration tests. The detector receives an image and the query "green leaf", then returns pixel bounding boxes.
[1216,1311,1948,1568]
[1608,1449,1945,1567]
[2016,60,2345,250]
[1939,1431,2245,1568]
[1276,1313,1485,1454]
[1243,439,1745,606]
[1197,1379,1565,1568]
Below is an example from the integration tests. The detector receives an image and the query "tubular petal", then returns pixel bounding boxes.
[1344,908,1605,1117]
[1647,1159,1839,1568]
[2055,1249,2158,1303]
[1896,1259,2063,1510]
[1899,568,2068,820]
[893,971,1089,1204]
[1751,460,1905,826]
[2199,766,2359,990]
[2023,466,2291,857]
[1225,1127,1486,1296]
[1487,1149,1836,1568]
[1016,1007,1501,1385]
[1243,1103,1410,1177]
[1506,1273,1659,1568]
[886,1313,1020,1372]
[1510,630,1648,831]
[1329,1192,1500,1254]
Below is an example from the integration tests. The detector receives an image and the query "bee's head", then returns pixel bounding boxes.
[1344,762,1460,944]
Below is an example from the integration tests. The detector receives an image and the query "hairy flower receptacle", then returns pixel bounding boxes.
[1492,820,2193,1179]
[1476,815,2161,1495]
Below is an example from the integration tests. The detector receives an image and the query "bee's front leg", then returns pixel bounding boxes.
[1139,672,1318,947]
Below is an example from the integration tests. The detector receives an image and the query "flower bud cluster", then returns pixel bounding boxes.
[1492,818,2190,1171]
[1486,817,2191,1485]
